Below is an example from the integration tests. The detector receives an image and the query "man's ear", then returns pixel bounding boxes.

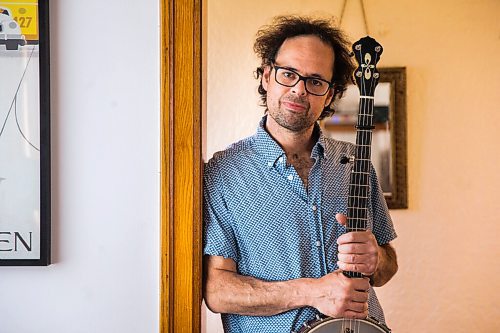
[262,66,271,91]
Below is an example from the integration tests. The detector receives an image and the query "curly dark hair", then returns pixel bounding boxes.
[254,15,355,120]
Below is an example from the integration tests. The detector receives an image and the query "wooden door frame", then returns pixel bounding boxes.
[160,0,202,332]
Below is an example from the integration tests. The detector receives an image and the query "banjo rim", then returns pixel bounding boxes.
[297,316,391,333]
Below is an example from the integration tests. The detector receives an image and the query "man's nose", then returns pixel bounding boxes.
[291,79,307,96]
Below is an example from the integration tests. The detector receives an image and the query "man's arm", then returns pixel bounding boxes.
[370,243,398,287]
[203,255,370,318]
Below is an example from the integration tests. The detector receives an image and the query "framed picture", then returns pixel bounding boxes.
[0,0,50,265]
[322,67,407,209]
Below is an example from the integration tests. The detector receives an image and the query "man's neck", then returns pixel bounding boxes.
[265,116,318,158]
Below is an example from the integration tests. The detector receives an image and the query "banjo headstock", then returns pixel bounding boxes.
[352,36,383,97]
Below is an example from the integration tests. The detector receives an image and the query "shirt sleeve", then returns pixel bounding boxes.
[203,161,240,262]
[369,164,398,245]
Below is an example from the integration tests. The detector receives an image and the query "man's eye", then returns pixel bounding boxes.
[282,71,296,79]
[310,79,324,87]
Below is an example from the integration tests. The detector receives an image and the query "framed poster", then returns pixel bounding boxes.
[0,0,50,265]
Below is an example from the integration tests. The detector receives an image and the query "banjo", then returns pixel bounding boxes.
[299,36,389,333]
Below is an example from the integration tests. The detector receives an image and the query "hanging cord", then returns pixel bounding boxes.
[338,0,371,36]
[359,0,370,36]
[339,0,348,27]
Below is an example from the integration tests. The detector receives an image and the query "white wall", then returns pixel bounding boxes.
[0,1,160,332]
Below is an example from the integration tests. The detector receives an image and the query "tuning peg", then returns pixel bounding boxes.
[339,155,354,164]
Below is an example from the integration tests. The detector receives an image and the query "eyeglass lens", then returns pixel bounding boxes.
[275,67,330,96]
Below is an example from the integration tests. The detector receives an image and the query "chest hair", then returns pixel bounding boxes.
[286,153,315,189]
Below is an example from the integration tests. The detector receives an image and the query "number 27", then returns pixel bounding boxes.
[14,16,32,28]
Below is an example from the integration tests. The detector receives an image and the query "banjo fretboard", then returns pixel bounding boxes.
[344,36,383,279]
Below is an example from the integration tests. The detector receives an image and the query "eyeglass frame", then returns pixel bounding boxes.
[270,62,334,97]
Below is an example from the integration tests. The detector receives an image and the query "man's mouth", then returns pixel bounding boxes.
[281,100,308,112]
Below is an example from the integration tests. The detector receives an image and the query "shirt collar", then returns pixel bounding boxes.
[253,115,328,169]
[253,116,285,169]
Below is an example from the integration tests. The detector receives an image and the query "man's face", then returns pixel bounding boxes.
[262,35,335,133]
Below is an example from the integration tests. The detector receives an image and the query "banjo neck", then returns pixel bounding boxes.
[344,36,383,280]
[298,36,391,333]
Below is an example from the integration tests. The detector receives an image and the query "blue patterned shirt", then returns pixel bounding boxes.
[203,116,397,333]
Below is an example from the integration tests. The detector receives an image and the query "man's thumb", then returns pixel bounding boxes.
[335,213,347,226]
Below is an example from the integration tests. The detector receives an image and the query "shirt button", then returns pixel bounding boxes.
[315,241,321,247]
[312,205,317,211]
[287,175,293,181]
[267,161,272,167]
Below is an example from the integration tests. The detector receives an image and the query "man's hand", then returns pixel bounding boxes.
[335,213,380,276]
[310,270,370,319]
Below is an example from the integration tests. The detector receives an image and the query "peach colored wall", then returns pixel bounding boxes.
[204,1,500,332]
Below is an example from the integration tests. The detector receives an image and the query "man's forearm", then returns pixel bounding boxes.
[371,243,398,287]
[204,268,313,316]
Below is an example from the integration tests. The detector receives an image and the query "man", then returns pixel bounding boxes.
[203,16,398,333]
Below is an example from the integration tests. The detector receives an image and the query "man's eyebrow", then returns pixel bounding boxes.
[278,65,327,80]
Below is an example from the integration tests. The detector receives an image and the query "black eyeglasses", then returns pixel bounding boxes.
[271,63,333,96]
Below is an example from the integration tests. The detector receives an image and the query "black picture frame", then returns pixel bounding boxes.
[0,0,50,266]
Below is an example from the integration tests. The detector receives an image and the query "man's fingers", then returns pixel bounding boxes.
[351,290,369,303]
[338,253,372,264]
[343,308,369,319]
[337,231,373,244]
[338,261,376,276]
[338,243,370,254]
[348,276,371,291]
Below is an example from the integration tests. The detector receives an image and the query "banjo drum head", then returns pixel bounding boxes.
[298,317,390,333]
